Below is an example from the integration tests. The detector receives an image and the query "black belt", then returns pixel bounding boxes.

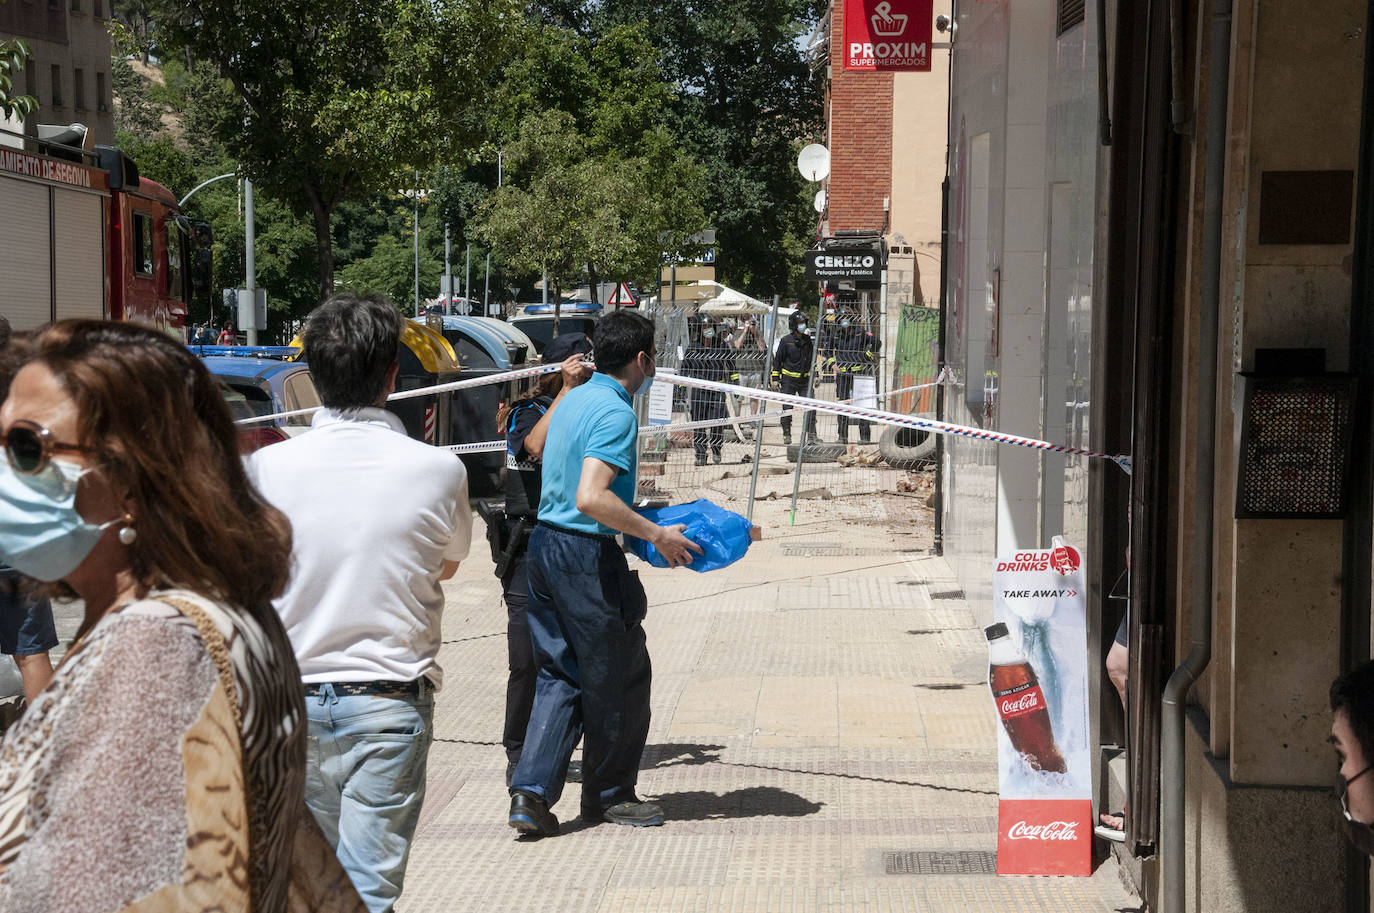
[305,679,427,697]
[537,519,617,542]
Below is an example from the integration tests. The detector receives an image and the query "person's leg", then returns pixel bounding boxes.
[690,398,708,462]
[0,571,57,705]
[1106,617,1129,709]
[511,526,586,807]
[303,684,346,850]
[577,542,654,814]
[836,373,852,441]
[332,689,434,913]
[502,554,535,775]
[13,653,51,704]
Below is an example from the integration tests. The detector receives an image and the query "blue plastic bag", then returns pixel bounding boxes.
[625,499,756,573]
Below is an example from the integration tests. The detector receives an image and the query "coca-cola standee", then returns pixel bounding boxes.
[989,536,1092,876]
[987,623,1067,773]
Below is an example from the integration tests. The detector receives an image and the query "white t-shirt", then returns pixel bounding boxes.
[247,407,471,689]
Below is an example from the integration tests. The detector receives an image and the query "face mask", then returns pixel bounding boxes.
[633,353,656,396]
[1340,763,1374,855]
[702,329,715,340]
[797,323,807,334]
[0,458,117,581]
[840,319,852,329]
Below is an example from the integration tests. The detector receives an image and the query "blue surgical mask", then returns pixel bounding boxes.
[0,458,117,581]
[797,323,808,333]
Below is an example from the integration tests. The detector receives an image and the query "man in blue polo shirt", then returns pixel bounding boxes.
[508,311,700,838]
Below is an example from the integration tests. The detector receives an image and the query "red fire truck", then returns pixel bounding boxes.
[0,134,210,336]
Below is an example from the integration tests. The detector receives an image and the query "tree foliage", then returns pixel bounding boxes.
[0,0,35,124]
[476,22,707,299]
[155,0,520,300]
[562,0,826,302]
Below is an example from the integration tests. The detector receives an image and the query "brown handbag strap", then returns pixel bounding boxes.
[156,595,243,734]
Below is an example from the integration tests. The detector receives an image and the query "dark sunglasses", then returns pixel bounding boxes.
[2,420,97,475]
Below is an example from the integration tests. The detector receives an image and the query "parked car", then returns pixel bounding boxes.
[190,347,322,453]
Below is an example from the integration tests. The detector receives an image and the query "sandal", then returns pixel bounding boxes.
[1095,810,1126,843]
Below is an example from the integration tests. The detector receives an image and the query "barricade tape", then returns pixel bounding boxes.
[236,361,568,426]
[666,372,1132,472]
[237,360,1126,471]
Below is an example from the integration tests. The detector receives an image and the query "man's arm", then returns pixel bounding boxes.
[523,354,592,459]
[575,458,702,567]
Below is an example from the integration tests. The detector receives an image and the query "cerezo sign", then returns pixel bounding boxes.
[803,246,885,282]
[843,0,934,72]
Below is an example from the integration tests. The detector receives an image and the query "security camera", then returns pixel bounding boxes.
[935,14,952,33]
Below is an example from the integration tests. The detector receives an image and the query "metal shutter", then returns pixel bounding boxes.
[52,188,106,322]
[0,181,53,330]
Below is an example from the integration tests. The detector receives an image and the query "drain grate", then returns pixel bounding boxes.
[883,850,997,875]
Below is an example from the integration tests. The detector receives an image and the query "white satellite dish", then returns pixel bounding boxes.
[814,189,827,213]
[797,144,831,182]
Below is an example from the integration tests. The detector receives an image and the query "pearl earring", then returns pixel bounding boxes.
[118,515,137,546]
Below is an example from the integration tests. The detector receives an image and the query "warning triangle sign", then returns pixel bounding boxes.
[608,282,637,308]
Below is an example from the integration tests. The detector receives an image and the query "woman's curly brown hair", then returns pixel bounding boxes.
[29,320,292,616]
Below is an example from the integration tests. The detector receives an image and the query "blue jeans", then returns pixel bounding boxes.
[304,684,434,913]
[512,523,651,811]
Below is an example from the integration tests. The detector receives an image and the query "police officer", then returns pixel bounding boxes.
[771,311,817,445]
[830,309,879,443]
[493,332,593,785]
[682,319,730,465]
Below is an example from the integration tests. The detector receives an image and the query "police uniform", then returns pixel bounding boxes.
[832,324,879,442]
[682,338,730,464]
[772,329,817,442]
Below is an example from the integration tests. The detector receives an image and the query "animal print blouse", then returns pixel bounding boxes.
[0,589,305,912]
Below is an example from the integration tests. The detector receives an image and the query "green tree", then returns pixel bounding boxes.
[155,0,519,300]
[0,0,35,123]
[477,22,707,300]
[570,0,825,301]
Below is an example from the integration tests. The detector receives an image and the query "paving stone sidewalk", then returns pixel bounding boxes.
[410,493,1143,913]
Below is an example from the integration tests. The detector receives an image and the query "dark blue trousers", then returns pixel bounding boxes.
[511,523,652,811]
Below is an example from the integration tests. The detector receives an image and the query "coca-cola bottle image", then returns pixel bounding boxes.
[986,622,1067,773]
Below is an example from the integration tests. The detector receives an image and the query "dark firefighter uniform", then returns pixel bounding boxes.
[772,328,817,443]
[830,323,879,442]
[682,336,730,464]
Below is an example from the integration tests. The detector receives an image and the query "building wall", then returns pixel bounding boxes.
[940,0,1100,607]
[1,0,115,146]
[826,0,893,234]
[888,0,952,309]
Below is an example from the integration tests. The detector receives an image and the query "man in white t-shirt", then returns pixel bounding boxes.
[248,293,471,913]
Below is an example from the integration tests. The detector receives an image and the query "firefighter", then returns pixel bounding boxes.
[681,319,730,465]
[831,309,879,443]
[771,310,818,445]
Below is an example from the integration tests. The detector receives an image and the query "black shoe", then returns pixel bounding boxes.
[783,432,792,445]
[566,759,583,783]
[805,434,821,446]
[712,452,722,464]
[602,798,665,827]
[509,790,559,838]
[694,456,707,466]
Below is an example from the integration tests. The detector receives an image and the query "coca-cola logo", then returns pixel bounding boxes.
[999,692,1041,716]
[1007,820,1079,841]
[1049,545,1081,576]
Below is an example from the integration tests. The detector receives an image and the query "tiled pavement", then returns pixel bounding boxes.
[411,493,1144,913]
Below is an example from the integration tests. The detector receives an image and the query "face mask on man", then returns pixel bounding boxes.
[702,329,715,340]
[840,319,852,329]
[1341,764,1374,855]
[633,351,656,396]
[0,458,118,581]
[796,322,807,334]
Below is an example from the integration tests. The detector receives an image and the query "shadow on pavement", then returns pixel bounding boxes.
[655,785,825,820]
[641,742,726,769]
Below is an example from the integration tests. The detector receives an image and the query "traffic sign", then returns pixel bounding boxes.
[608,282,638,308]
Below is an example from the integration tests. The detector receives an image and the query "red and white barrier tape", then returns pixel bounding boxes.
[238,361,1126,471]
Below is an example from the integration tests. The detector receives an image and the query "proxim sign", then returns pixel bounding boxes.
[843,0,934,72]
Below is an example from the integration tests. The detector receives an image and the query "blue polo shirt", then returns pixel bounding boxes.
[538,371,638,535]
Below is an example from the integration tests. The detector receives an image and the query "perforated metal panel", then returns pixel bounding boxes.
[1235,375,1355,519]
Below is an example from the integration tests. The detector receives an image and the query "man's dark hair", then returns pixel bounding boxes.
[593,310,655,376]
[303,292,403,409]
[1332,660,1374,764]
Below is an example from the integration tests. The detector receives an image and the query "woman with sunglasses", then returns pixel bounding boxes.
[0,320,334,911]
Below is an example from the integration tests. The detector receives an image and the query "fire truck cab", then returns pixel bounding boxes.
[0,127,210,336]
